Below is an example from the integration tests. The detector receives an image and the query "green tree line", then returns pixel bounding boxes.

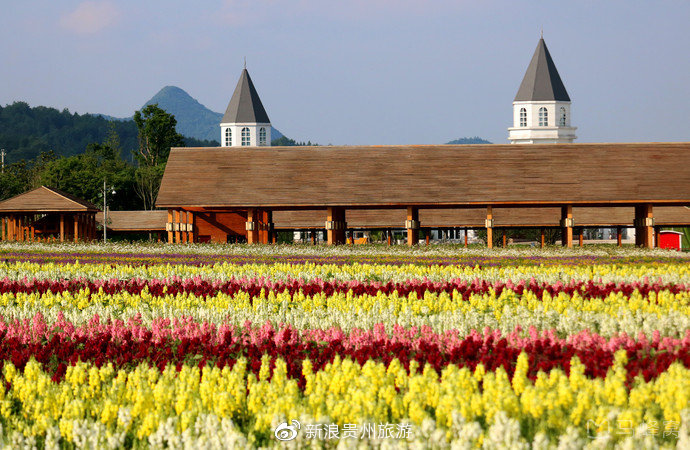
[0,104,209,210]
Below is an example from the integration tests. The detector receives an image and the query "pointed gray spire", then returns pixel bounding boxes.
[221,69,270,124]
[514,38,570,102]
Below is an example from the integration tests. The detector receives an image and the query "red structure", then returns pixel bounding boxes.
[658,230,684,250]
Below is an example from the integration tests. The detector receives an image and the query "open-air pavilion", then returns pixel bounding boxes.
[155,142,690,248]
[0,186,99,242]
[96,210,168,241]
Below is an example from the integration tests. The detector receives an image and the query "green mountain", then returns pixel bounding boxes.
[141,86,284,142]
[142,86,223,142]
[446,137,492,145]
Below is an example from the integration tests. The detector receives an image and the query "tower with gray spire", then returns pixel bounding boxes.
[220,68,271,147]
[508,37,576,144]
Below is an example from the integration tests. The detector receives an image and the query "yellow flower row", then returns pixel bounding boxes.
[3,260,690,284]
[2,286,689,319]
[1,351,687,446]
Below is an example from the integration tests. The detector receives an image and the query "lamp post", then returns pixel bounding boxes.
[102,180,116,242]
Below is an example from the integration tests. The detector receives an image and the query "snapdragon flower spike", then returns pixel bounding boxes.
[1,314,688,385]
[0,277,686,300]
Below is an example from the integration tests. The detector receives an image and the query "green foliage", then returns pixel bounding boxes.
[0,102,139,164]
[0,102,215,166]
[271,136,317,146]
[37,142,137,211]
[445,137,492,145]
[133,104,184,167]
[132,104,184,210]
[0,161,31,201]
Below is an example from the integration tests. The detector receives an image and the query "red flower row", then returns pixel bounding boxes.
[1,316,688,387]
[0,277,686,301]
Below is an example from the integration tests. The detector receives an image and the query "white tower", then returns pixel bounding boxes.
[508,37,576,144]
[220,68,271,147]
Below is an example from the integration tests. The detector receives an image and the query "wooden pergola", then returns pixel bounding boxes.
[0,186,99,243]
[155,142,690,248]
[96,210,168,241]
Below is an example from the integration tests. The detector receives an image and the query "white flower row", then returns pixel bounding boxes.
[2,410,687,449]
[1,240,688,258]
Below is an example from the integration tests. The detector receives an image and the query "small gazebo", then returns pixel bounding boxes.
[0,186,99,242]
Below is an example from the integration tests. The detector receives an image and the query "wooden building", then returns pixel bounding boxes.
[155,142,690,248]
[96,210,168,240]
[0,186,99,242]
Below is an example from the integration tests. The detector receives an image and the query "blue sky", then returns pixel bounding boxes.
[1,1,688,145]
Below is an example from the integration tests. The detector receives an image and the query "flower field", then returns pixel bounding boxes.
[0,243,689,448]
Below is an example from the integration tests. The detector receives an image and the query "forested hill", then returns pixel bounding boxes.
[0,102,218,164]
[445,137,492,145]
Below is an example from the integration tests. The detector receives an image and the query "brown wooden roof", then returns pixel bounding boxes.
[96,211,168,231]
[273,206,690,229]
[0,186,99,213]
[156,143,690,209]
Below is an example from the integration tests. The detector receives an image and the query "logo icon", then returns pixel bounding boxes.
[274,419,300,441]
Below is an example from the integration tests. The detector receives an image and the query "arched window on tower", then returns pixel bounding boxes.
[519,108,527,127]
[538,107,548,127]
[559,107,567,126]
[225,128,232,146]
[241,127,250,146]
[259,127,266,146]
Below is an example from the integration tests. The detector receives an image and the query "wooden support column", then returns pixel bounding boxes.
[486,206,494,249]
[166,210,174,243]
[617,226,622,247]
[387,229,392,246]
[179,211,188,243]
[424,228,430,245]
[578,229,584,247]
[59,214,65,243]
[79,214,85,242]
[18,216,24,242]
[654,226,660,249]
[560,205,573,248]
[326,207,346,245]
[246,209,259,244]
[502,229,507,248]
[406,207,419,246]
[540,228,545,248]
[173,209,181,243]
[73,214,79,243]
[311,230,316,245]
[1,216,4,241]
[265,211,273,244]
[634,204,654,249]
[187,211,198,242]
[30,218,35,242]
[464,228,468,247]
[257,210,265,244]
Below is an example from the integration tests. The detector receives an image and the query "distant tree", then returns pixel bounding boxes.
[37,137,137,210]
[271,136,317,146]
[0,160,31,201]
[445,137,492,145]
[184,136,220,147]
[133,104,184,167]
[132,104,183,210]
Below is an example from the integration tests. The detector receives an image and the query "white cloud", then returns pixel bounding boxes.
[60,1,120,34]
